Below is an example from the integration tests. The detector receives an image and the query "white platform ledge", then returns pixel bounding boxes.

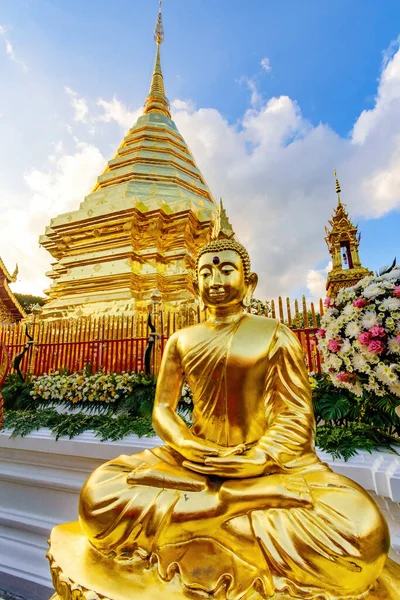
[1,428,399,587]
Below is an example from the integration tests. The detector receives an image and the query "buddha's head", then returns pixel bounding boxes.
[194,202,258,310]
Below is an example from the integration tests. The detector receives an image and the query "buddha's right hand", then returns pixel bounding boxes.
[179,436,246,465]
[179,437,219,463]
[179,435,223,464]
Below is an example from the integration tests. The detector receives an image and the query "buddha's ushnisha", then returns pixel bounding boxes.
[79,201,392,599]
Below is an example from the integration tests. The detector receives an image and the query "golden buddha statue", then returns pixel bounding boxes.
[48,203,400,600]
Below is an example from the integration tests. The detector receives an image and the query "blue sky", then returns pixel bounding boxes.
[0,0,400,299]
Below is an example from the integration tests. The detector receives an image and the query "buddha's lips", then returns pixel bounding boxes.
[209,291,225,299]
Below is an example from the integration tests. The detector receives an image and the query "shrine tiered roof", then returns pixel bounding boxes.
[0,257,26,323]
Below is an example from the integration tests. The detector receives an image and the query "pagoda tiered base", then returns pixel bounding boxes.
[48,522,400,600]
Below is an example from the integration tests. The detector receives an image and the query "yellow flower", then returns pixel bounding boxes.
[309,376,318,390]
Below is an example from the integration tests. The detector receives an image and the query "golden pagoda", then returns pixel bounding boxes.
[325,172,371,298]
[0,258,25,324]
[40,5,216,319]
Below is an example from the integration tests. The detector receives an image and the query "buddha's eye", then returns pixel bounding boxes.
[222,268,234,275]
[202,272,211,278]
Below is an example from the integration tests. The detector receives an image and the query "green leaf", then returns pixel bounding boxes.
[319,393,351,421]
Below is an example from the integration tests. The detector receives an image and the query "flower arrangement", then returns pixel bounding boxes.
[29,368,192,413]
[317,267,400,399]
[30,370,151,405]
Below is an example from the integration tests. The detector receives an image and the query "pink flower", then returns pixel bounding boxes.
[324,298,333,308]
[337,372,350,382]
[396,335,400,343]
[358,332,372,345]
[327,339,341,352]
[353,298,368,308]
[393,286,400,298]
[317,328,326,338]
[368,340,385,354]
[369,325,386,338]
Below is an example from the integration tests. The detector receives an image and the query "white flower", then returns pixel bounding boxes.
[389,383,400,397]
[385,317,396,330]
[388,337,400,354]
[339,339,352,355]
[345,322,361,338]
[351,381,363,397]
[381,297,400,311]
[361,311,378,329]
[376,268,400,281]
[342,304,356,318]
[352,353,368,371]
[375,363,396,384]
[354,276,374,289]
[324,329,337,342]
[326,354,342,370]
[362,284,385,299]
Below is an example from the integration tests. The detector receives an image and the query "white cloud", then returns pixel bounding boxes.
[96,96,141,129]
[171,40,400,297]
[65,86,89,122]
[0,24,28,71]
[64,92,140,130]
[306,262,332,300]
[0,139,105,295]
[24,140,105,214]
[238,76,263,108]
[261,57,272,72]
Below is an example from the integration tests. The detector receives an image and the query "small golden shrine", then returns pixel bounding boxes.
[40,5,216,319]
[0,258,25,323]
[325,172,372,298]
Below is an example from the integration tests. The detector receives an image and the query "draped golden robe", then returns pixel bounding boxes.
[79,317,390,600]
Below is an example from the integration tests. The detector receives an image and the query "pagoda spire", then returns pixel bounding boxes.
[143,1,171,119]
[334,169,341,205]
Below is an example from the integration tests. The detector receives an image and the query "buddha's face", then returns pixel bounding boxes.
[197,250,251,308]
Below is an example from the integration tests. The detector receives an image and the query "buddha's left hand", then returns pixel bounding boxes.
[183,446,271,478]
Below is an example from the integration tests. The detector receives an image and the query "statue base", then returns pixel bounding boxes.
[47,521,400,600]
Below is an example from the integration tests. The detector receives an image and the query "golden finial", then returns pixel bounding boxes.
[143,1,171,119]
[212,199,236,240]
[11,264,19,281]
[154,1,164,45]
[334,169,341,204]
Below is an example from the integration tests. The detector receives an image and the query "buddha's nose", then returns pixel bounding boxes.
[211,270,223,286]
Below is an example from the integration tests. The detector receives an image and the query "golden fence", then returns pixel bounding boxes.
[0,296,325,376]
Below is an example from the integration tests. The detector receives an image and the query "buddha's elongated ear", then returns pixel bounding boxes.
[243,272,258,307]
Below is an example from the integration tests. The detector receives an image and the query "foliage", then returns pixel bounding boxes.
[291,309,321,329]
[316,423,399,461]
[14,293,46,314]
[3,408,154,440]
[1,372,34,411]
[318,268,400,398]
[311,373,400,459]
